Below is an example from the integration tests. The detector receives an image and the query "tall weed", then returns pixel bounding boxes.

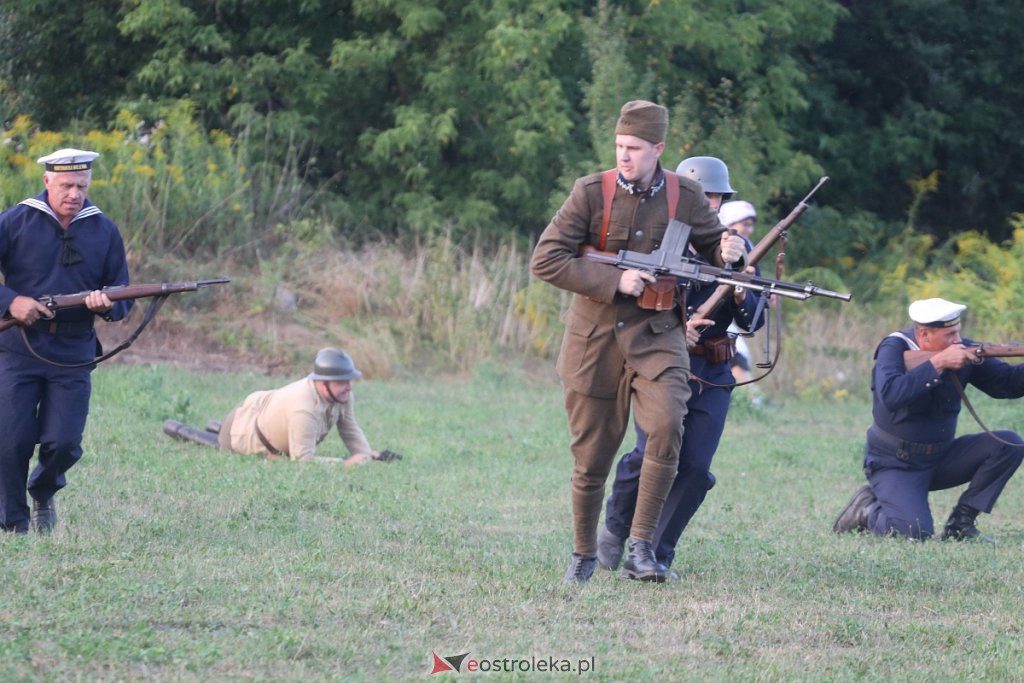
[1,104,314,257]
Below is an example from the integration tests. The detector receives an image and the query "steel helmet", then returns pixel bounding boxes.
[308,348,363,381]
[718,200,757,227]
[675,156,735,198]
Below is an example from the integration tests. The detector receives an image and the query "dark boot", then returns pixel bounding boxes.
[2,520,29,535]
[941,503,994,543]
[621,539,669,583]
[563,553,597,584]
[596,525,626,571]
[833,484,876,533]
[163,420,219,448]
[31,496,57,534]
[205,420,223,434]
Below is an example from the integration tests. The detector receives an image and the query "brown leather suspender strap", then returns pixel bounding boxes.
[598,169,616,251]
[664,170,679,219]
[598,169,680,251]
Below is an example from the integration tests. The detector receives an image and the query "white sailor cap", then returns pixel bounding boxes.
[37,148,99,172]
[908,297,967,328]
[719,200,757,227]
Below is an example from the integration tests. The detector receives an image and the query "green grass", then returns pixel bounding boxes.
[2,362,1024,681]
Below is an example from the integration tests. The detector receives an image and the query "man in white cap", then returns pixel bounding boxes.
[0,148,131,534]
[719,200,759,384]
[718,200,757,241]
[834,298,1024,541]
[164,348,383,465]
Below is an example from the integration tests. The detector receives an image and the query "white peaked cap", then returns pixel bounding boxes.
[37,148,99,172]
[908,298,967,328]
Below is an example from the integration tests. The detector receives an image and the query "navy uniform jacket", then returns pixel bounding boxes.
[872,328,1024,444]
[685,241,764,381]
[0,191,131,364]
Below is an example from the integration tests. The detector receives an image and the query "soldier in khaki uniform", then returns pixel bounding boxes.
[531,101,745,583]
[164,348,380,466]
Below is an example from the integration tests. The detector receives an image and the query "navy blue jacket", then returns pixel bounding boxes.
[684,243,765,383]
[871,327,1024,444]
[0,191,131,363]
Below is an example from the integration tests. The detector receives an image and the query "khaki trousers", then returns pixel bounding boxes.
[564,364,690,555]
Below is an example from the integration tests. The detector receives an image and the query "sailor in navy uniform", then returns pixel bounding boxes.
[0,148,132,534]
[834,298,1024,541]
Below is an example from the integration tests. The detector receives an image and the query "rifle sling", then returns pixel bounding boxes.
[18,294,170,369]
[951,373,1024,448]
[692,288,782,390]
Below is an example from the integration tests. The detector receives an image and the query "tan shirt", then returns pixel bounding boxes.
[225,377,372,460]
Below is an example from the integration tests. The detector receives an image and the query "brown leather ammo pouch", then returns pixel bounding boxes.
[638,275,678,311]
[702,335,736,364]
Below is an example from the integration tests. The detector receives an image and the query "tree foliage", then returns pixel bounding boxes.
[792,0,1024,239]
[5,0,1022,246]
[0,0,148,128]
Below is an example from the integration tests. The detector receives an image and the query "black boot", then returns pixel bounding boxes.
[563,553,597,584]
[2,520,29,535]
[941,503,994,543]
[833,484,876,533]
[621,539,669,583]
[31,496,57,534]
[163,420,219,447]
[596,525,626,571]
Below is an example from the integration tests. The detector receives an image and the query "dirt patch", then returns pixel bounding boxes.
[96,319,285,375]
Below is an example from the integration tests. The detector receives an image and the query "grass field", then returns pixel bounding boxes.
[2,361,1024,681]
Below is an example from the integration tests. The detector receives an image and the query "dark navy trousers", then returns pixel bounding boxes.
[604,364,732,568]
[864,429,1024,539]
[0,352,92,527]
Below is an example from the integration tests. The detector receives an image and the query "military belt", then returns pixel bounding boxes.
[29,318,94,335]
[868,425,948,458]
[255,421,284,458]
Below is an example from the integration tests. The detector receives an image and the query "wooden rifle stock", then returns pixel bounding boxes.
[0,277,231,333]
[693,176,829,320]
[903,343,1024,370]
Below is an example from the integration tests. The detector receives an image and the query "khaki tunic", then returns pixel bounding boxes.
[223,377,371,461]
[532,170,726,394]
[530,168,727,553]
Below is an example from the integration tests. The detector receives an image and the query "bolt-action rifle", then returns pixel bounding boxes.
[692,176,829,320]
[0,277,231,367]
[903,343,1024,370]
[580,220,851,303]
[0,278,231,333]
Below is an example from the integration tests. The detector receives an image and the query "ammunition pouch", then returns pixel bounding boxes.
[690,335,736,364]
[638,276,678,311]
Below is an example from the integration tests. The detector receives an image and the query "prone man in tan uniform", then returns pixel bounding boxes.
[530,100,745,583]
[164,348,381,466]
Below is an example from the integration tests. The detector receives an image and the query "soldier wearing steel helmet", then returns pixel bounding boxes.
[164,348,382,465]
